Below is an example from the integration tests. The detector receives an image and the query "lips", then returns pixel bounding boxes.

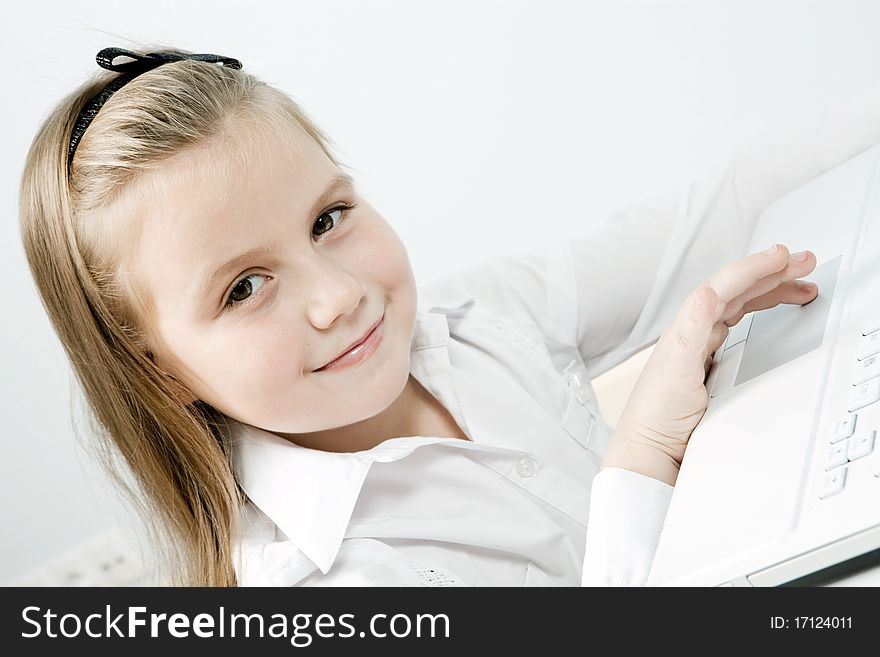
[314,313,384,371]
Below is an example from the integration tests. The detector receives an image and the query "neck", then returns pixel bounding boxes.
[277,374,425,453]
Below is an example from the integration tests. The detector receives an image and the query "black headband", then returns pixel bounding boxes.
[67,46,243,174]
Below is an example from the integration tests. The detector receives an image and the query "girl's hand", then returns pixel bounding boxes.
[603,243,819,485]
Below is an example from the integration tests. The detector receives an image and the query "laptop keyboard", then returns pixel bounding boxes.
[820,318,880,499]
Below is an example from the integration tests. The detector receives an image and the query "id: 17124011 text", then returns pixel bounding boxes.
[770,616,852,629]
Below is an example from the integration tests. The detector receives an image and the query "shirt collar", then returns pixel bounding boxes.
[228,294,477,575]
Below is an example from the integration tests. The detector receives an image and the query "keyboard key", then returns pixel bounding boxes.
[857,331,880,360]
[825,441,849,470]
[830,414,857,443]
[848,377,880,412]
[846,429,875,461]
[819,468,847,499]
[853,355,880,386]
[864,315,880,336]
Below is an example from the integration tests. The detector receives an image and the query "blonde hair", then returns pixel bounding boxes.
[18,43,347,586]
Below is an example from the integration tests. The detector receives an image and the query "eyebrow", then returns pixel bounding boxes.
[194,172,355,306]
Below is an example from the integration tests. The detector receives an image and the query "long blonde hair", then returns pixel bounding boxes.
[18,43,347,586]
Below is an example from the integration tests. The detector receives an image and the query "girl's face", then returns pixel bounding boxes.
[123,119,418,443]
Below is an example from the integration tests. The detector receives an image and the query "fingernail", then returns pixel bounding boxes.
[791,250,808,262]
[764,244,779,255]
[799,280,816,291]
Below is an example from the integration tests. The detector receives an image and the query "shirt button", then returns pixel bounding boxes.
[516,456,538,478]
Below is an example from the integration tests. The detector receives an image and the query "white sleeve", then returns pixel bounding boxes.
[419,87,880,379]
[581,467,674,587]
[571,86,880,379]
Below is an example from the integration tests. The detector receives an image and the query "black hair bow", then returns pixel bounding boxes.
[94,47,242,75]
[67,47,243,172]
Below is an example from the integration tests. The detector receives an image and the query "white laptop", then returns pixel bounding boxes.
[646,143,880,586]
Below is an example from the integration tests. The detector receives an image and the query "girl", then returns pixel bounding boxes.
[19,44,879,586]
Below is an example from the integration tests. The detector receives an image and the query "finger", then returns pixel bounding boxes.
[703,243,790,305]
[721,250,818,322]
[707,321,730,355]
[724,279,819,326]
[669,284,719,378]
[704,352,717,380]
[707,244,817,311]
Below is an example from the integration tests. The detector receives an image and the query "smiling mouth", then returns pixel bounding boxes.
[314,313,385,372]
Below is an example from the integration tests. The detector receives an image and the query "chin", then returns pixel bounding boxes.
[263,366,408,435]
[350,350,412,422]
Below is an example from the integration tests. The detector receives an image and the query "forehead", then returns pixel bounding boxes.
[150,118,330,208]
[137,116,336,236]
[121,118,338,314]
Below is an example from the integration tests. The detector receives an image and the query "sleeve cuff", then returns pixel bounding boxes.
[581,466,675,587]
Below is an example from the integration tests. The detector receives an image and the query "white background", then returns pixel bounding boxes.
[3,0,880,583]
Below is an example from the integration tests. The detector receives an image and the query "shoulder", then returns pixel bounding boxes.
[417,240,579,349]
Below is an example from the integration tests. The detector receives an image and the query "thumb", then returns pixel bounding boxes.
[669,284,718,378]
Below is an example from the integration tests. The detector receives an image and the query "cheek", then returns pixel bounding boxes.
[249,330,305,388]
[351,218,412,286]
[201,323,308,418]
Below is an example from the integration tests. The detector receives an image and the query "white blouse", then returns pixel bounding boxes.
[229,86,880,586]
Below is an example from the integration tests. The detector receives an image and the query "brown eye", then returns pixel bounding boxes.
[229,277,253,303]
[224,273,268,311]
[312,207,346,239]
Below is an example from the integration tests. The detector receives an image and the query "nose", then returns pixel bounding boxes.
[302,260,367,330]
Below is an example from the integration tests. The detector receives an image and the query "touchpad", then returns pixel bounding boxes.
[734,254,842,387]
